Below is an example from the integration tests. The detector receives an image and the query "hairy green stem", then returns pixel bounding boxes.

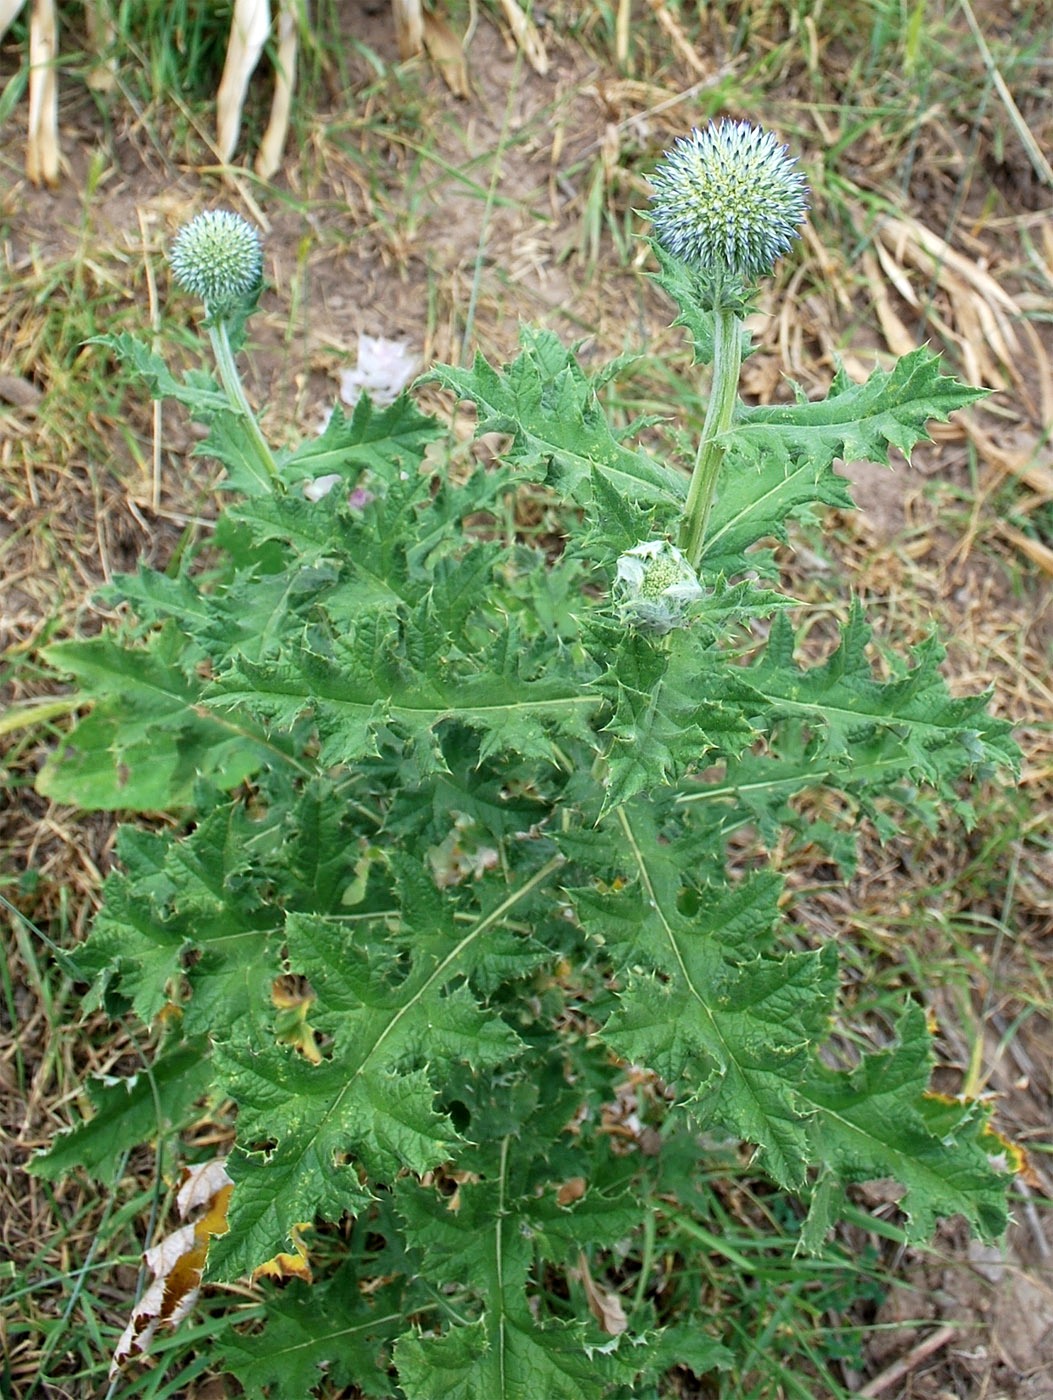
[208,320,282,490]
[679,308,742,569]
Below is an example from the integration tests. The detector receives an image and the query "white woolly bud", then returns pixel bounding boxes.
[614,540,705,634]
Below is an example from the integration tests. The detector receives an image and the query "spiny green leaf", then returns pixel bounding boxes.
[279,393,439,489]
[197,409,280,495]
[76,784,362,1034]
[228,489,361,566]
[396,1314,622,1400]
[703,434,855,575]
[581,467,666,554]
[648,1326,735,1382]
[222,1276,405,1398]
[649,244,752,367]
[99,567,215,635]
[743,606,1019,786]
[103,561,339,667]
[676,726,982,873]
[93,334,228,415]
[78,805,283,1031]
[36,626,279,811]
[28,1041,213,1185]
[209,1035,403,1279]
[209,860,542,1276]
[675,605,1018,866]
[394,1171,639,1400]
[75,831,191,1024]
[208,620,601,771]
[425,326,685,506]
[736,349,988,466]
[590,627,760,811]
[703,351,986,574]
[801,1005,1011,1243]
[573,807,837,1188]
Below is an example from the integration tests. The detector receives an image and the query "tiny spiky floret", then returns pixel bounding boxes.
[649,122,808,283]
[170,210,263,314]
[615,540,705,634]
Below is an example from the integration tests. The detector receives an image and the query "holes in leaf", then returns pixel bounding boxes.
[271,976,324,1063]
[244,1137,277,1154]
[444,1098,472,1134]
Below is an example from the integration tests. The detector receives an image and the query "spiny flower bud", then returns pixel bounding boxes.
[169,210,263,315]
[614,540,705,634]
[649,121,808,285]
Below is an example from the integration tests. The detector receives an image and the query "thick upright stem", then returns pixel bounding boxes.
[679,308,742,570]
[208,319,282,490]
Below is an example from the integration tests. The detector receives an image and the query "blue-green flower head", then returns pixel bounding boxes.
[649,122,808,283]
[169,210,263,315]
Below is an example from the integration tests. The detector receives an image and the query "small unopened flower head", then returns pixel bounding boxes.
[615,540,705,634]
[169,210,263,314]
[649,122,808,284]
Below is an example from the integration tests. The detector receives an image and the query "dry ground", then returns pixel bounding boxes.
[1,1,1051,1395]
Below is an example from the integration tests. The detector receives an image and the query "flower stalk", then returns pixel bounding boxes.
[679,306,741,568]
[207,318,281,490]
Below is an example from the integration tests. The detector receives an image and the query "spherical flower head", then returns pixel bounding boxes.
[169,210,263,315]
[614,540,705,634]
[649,122,808,285]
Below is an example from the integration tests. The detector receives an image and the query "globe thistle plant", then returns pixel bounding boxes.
[648,121,810,570]
[35,123,1012,1391]
[169,210,278,488]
